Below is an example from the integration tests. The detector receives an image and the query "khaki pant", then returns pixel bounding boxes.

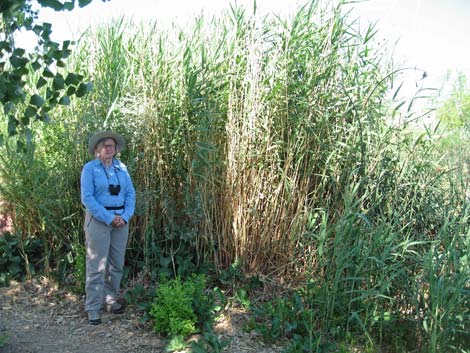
[84,212,128,312]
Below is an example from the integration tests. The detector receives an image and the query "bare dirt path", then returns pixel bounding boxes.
[0,280,282,353]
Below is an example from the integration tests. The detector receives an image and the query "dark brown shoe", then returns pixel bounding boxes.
[105,300,125,314]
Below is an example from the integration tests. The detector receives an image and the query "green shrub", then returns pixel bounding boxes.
[149,274,214,338]
[0,232,43,286]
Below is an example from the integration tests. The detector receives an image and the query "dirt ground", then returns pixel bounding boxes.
[0,279,284,353]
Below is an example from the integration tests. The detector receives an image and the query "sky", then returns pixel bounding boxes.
[23,0,470,99]
[351,0,470,91]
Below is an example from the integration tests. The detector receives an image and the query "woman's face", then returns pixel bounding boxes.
[97,138,116,161]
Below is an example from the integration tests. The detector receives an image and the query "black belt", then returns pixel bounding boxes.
[105,205,124,210]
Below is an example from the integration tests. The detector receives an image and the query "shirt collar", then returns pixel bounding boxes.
[97,158,122,170]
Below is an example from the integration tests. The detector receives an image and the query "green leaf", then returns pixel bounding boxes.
[43,67,54,78]
[78,0,93,8]
[41,23,52,39]
[24,17,34,30]
[7,116,19,136]
[24,106,37,118]
[61,49,72,59]
[33,25,43,35]
[12,48,26,57]
[52,49,64,60]
[39,114,51,123]
[47,41,60,50]
[63,1,75,11]
[46,88,54,99]
[7,84,24,102]
[58,96,70,105]
[36,77,47,89]
[30,94,45,107]
[66,86,76,95]
[65,73,83,85]
[21,115,30,125]
[43,55,54,66]
[62,40,71,49]
[76,81,93,97]
[3,102,14,115]
[16,140,25,153]
[53,74,65,90]
[41,105,52,113]
[10,55,29,69]
[0,41,12,52]
[13,66,29,76]
[37,1,64,11]
[31,60,41,71]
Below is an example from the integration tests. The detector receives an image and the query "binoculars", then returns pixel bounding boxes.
[109,184,121,195]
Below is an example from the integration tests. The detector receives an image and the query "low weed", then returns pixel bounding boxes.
[248,291,322,351]
[64,243,86,294]
[0,232,43,286]
[150,277,197,337]
[149,274,216,338]
[164,335,187,352]
[149,274,229,352]
[217,262,262,310]
[124,283,155,323]
[190,324,231,353]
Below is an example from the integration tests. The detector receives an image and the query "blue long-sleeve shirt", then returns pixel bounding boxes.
[80,158,136,225]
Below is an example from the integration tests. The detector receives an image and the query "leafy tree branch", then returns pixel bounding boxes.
[0,0,108,146]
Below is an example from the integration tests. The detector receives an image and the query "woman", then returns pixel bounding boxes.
[80,131,136,325]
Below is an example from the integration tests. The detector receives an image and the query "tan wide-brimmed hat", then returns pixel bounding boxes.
[87,131,126,155]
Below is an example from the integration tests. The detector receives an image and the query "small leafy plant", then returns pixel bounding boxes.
[0,233,23,286]
[248,291,323,352]
[0,232,43,286]
[191,324,231,353]
[149,274,214,338]
[124,283,154,318]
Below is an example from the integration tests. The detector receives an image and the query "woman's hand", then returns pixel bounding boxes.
[111,215,126,228]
